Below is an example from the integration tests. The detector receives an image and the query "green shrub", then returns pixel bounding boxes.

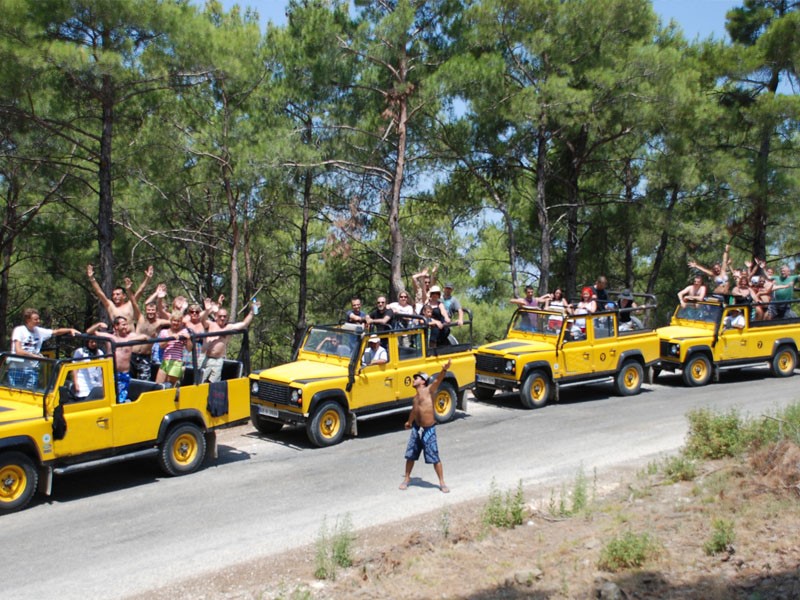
[482,479,525,529]
[598,531,659,572]
[663,454,697,482]
[685,408,745,459]
[704,518,735,555]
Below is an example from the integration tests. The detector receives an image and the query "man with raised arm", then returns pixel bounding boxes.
[86,264,152,328]
[199,301,256,383]
[399,359,452,494]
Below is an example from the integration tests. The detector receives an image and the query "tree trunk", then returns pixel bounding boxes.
[98,71,115,309]
[295,165,312,351]
[388,56,408,301]
[623,159,634,288]
[535,125,550,295]
[646,187,679,295]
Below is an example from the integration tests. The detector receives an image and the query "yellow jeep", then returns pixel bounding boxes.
[656,299,800,386]
[474,295,659,408]
[0,333,249,513]
[249,315,475,447]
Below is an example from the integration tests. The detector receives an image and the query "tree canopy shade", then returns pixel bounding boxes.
[0,0,798,359]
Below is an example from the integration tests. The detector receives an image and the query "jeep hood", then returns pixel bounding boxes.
[0,399,43,426]
[656,325,714,342]
[478,339,555,355]
[256,360,348,384]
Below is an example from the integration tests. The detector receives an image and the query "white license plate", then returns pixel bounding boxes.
[476,374,495,385]
[258,406,279,418]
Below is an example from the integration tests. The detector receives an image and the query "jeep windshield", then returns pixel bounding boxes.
[673,302,722,325]
[0,353,58,394]
[509,309,563,338]
[302,327,361,359]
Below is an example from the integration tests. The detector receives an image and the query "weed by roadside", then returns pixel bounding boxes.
[482,479,525,529]
[704,517,735,555]
[598,530,659,572]
[314,514,355,580]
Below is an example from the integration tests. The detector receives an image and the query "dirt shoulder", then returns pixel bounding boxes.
[134,445,800,600]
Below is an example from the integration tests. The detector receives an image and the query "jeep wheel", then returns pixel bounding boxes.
[159,423,207,476]
[0,452,37,513]
[307,401,346,447]
[771,346,797,378]
[472,385,495,401]
[434,381,457,423]
[250,407,284,435]
[520,370,550,409]
[682,355,712,387]
[614,361,644,396]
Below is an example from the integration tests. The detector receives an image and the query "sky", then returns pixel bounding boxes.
[214,0,741,41]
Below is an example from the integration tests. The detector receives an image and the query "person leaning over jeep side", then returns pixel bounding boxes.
[9,308,80,389]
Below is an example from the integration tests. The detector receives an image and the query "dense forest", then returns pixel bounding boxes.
[0,0,798,367]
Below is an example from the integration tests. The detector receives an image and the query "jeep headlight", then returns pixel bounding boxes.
[504,359,516,374]
[291,388,303,405]
[251,381,259,394]
[670,344,680,357]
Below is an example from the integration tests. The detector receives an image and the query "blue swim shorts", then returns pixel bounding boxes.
[404,423,440,464]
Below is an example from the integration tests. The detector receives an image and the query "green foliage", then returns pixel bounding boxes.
[482,479,525,529]
[662,454,697,483]
[314,514,355,580]
[685,403,800,461]
[548,465,592,517]
[598,531,659,572]
[704,518,735,556]
[684,408,746,459]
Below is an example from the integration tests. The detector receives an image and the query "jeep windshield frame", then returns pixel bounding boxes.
[299,326,362,362]
[507,308,565,339]
[672,301,723,328]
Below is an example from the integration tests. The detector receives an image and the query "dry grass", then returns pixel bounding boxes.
[134,442,800,600]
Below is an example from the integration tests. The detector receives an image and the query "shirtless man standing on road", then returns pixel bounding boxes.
[400,358,451,493]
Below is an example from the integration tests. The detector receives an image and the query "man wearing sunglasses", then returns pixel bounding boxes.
[400,359,452,493]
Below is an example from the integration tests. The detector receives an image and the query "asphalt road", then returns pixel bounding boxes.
[2,368,798,599]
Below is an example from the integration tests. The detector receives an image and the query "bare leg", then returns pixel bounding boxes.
[433,462,449,493]
[399,459,415,490]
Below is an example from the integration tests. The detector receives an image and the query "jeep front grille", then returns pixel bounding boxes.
[256,381,293,406]
[476,354,506,374]
[660,340,672,358]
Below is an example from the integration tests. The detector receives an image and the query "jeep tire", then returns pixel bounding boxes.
[520,370,550,409]
[682,354,712,387]
[433,381,457,423]
[159,423,207,476]
[307,401,346,447]
[614,360,644,396]
[0,452,37,513]
[771,346,797,378]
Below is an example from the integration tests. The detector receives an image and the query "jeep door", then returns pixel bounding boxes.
[559,319,594,376]
[588,314,619,375]
[52,363,113,457]
[718,308,752,361]
[352,335,398,410]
